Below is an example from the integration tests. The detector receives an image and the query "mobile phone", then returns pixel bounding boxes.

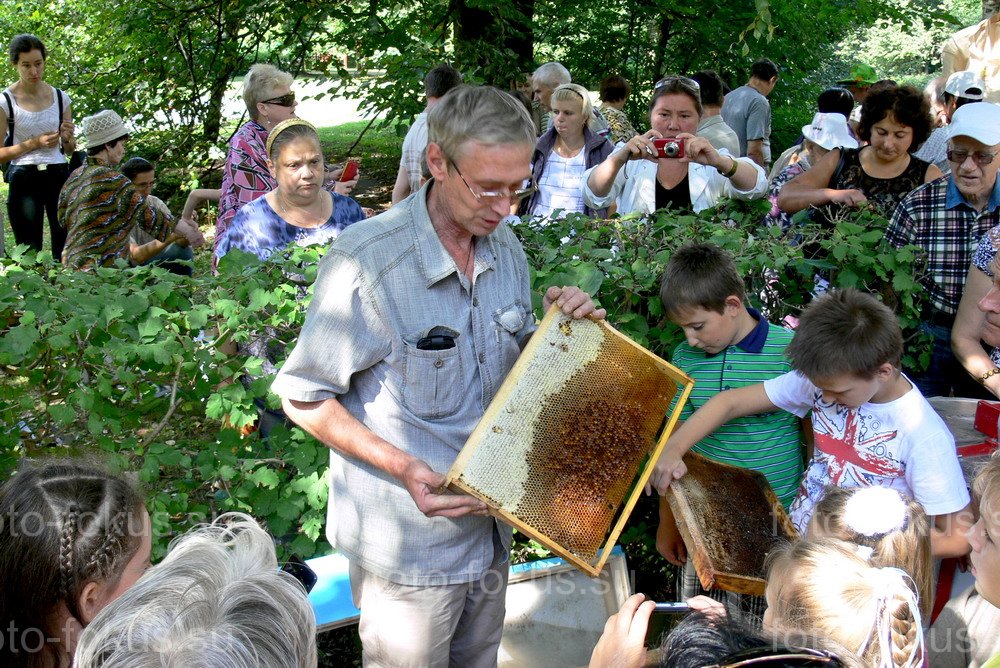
[652,137,685,159]
[644,601,691,647]
[339,159,359,182]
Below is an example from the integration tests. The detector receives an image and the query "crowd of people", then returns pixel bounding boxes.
[2,20,1000,668]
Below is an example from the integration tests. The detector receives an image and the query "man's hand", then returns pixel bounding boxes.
[589,593,654,668]
[401,458,489,518]
[543,285,607,320]
[646,447,687,496]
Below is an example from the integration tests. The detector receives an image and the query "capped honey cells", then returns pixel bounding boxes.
[447,310,693,573]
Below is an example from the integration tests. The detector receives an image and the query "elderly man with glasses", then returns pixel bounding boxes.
[272,85,603,667]
[886,102,1000,398]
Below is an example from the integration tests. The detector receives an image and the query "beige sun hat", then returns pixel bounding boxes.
[81,110,130,149]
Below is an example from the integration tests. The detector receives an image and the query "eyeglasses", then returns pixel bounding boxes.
[707,646,844,667]
[262,92,296,107]
[448,156,535,203]
[946,149,997,166]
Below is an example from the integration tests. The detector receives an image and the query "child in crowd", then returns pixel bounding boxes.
[651,288,973,558]
[969,457,1000,667]
[655,243,804,605]
[808,486,933,619]
[929,456,1000,667]
[765,537,924,668]
[0,458,152,666]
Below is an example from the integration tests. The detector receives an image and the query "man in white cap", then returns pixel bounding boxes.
[58,109,202,270]
[886,102,1000,398]
[914,70,987,174]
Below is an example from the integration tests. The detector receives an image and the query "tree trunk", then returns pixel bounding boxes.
[454,0,534,85]
[984,0,998,19]
[652,14,674,83]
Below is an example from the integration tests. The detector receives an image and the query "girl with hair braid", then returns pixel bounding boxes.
[0,459,150,667]
[807,486,933,619]
[764,537,924,668]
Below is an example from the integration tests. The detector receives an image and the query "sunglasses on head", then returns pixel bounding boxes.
[262,92,296,107]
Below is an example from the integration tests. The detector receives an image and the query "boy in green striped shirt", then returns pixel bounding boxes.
[656,244,804,599]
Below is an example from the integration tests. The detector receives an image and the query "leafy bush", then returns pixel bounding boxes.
[0,204,929,561]
[0,245,329,560]
[516,202,930,369]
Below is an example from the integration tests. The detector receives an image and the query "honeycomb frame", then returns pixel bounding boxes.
[446,306,694,576]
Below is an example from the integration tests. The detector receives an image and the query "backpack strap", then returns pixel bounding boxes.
[56,88,64,121]
[2,91,13,148]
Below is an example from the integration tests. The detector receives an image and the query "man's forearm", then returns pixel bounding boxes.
[282,397,416,481]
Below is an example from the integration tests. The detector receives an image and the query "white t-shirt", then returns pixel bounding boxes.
[532,148,586,219]
[763,370,970,532]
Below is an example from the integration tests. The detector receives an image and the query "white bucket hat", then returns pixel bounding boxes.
[801,112,858,151]
[81,110,130,149]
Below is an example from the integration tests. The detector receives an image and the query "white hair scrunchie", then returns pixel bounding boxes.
[843,487,908,537]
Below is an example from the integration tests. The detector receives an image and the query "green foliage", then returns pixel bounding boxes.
[513,202,931,369]
[835,0,980,82]
[1,203,930,563]
[0,245,330,560]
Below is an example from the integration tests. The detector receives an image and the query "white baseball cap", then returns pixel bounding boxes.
[945,70,986,101]
[801,112,858,151]
[948,102,1000,145]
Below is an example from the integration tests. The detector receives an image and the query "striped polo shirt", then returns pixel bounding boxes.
[669,313,803,508]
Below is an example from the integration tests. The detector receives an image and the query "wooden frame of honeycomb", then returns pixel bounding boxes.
[666,452,799,595]
[446,306,694,576]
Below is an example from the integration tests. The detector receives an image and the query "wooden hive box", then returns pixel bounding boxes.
[445,306,694,576]
[666,452,798,595]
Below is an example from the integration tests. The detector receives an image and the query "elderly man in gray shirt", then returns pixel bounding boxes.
[272,85,603,667]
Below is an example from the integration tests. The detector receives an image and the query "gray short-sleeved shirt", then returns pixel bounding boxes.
[721,85,772,163]
[271,183,536,585]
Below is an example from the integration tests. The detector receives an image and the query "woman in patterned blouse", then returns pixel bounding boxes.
[598,75,636,146]
[214,64,357,264]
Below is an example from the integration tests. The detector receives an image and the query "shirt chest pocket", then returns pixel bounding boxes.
[493,301,528,370]
[400,342,465,420]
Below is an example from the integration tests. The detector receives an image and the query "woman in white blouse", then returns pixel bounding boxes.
[583,76,766,215]
[1,34,76,260]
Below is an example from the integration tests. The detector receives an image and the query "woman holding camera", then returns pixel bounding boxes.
[583,76,766,215]
[518,83,613,219]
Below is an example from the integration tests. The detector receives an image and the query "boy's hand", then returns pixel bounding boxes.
[646,447,687,496]
[655,513,687,566]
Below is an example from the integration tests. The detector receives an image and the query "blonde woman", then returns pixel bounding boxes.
[519,83,613,219]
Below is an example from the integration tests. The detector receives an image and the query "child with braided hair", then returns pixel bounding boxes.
[764,537,924,668]
[808,486,933,620]
[0,458,151,667]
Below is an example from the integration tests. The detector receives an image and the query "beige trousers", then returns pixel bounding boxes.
[349,542,509,668]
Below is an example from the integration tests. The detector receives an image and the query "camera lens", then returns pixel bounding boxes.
[664,141,680,157]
